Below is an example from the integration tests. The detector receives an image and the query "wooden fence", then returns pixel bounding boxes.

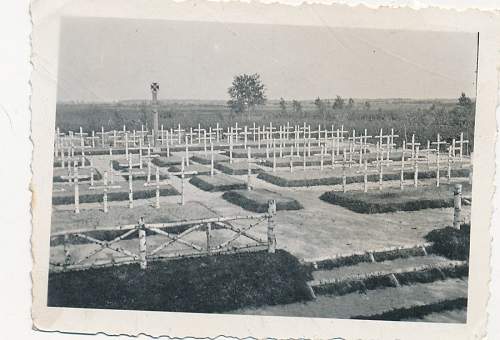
[49,200,277,272]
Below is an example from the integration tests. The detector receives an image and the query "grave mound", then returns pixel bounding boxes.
[319,182,472,214]
[151,155,183,167]
[215,161,263,175]
[168,163,211,177]
[191,153,229,165]
[189,174,247,192]
[52,180,179,205]
[222,188,303,213]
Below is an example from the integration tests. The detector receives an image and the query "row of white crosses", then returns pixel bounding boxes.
[69,154,199,213]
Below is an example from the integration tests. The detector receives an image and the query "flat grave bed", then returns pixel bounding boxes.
[189,174,247,192]
[319,182,472,214]
[222,188,303,213]
[151,155,183,167]
[191,153,230,165]
[258,167,470,187]
[53,167,102,182]
[168,163,211,177]
[52,179,179,205]
[215,161,263,175]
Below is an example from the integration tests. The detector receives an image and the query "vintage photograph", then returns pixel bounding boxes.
[44,16,479,323]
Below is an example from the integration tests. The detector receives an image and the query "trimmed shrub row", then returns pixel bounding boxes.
[313,264,468,297]
[222,190,303,213]
[258,168,470,187]
[352,297,467,321]
[189,176,247,192]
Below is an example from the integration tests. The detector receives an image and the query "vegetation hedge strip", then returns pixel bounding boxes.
[314,245,429,270]
[189,176,246,192]
[48,249,313,313]
[319,184,471,214]
[312,264,468,296]
[52,186,179,205]
[425,224,470,261]
[352,297,467,321]
[222,190,303,213]
[258,168,470,187]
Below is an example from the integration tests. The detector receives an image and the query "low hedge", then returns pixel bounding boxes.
[425,224,471,261]
[319,183,471,214]
[258,168,470,188]
[313,263,468,297]
[48,249,314,313]
[52,186,179,205]
[189,175,246,192]
[222,189,303,213]
[352,297,467,321]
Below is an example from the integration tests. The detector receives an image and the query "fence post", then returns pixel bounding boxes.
[267,200,277,254]
[74,163,80,214]
[453,184,462,229]
[289,145,294,173]
[138,217,147,269]
[206,222,212,254]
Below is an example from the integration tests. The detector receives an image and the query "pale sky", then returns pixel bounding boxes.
[57,17,478,102]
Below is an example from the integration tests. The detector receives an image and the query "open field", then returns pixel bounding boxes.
[56,97,475,150]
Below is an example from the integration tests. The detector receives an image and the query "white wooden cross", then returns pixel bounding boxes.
[213,123,222,143]
[143,166,172,209]
[249,123,259,142]
[89,171,121,212]
[455,132,469,162]
[407,134,421,159]
[175,124,185,145]
[194,124,204,143]
[388,128,399,151]
[407,146,426,188]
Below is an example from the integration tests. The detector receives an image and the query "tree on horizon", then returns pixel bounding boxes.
[227,73,267,119]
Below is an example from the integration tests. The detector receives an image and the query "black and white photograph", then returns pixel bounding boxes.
[29,1,499,339]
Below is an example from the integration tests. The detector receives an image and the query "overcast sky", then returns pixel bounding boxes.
[57,17,478,102]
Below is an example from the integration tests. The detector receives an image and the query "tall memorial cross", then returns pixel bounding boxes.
[150,82,160,148]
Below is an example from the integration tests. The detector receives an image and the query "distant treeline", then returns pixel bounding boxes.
[55,96,475,150]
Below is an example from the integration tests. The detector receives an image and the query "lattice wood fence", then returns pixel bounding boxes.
[50,200,277,272]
